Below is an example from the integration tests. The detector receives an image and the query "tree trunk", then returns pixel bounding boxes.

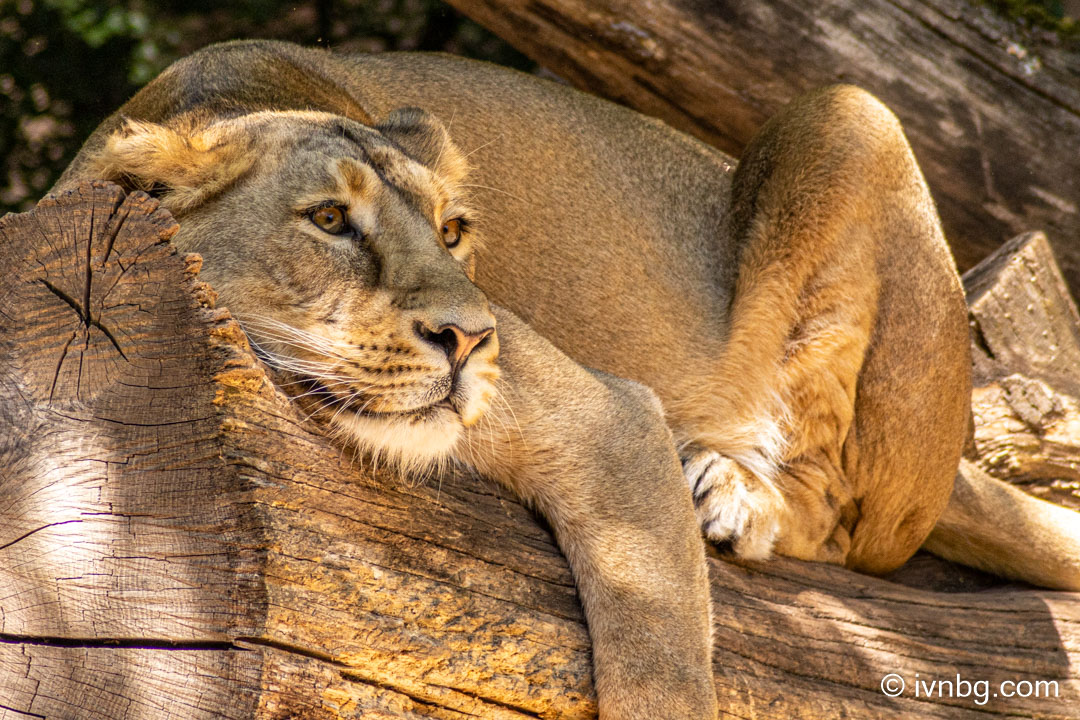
[443,0,1080,300]
[2,184,1079,718]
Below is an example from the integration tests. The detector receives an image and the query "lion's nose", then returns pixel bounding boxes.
[416,322,494,375]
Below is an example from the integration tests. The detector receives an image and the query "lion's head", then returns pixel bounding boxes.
[88,107,500,473]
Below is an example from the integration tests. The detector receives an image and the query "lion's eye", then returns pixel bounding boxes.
[310,206,349,235]
[442,217,464,248]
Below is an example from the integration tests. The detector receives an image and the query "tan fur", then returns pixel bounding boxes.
[53,39,1080,717]
[91,115,255,213]
[924,461,1080,591]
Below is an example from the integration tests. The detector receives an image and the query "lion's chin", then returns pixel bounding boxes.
[329,403,463,475]
[323,362,498,476]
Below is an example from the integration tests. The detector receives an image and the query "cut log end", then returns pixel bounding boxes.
[963,231,1080,510]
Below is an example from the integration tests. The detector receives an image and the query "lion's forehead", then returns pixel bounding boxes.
[250,115,447,211]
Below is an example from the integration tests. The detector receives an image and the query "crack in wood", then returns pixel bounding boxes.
[970,316,996,361]
[237,636,548,717]
[83,195,95,332]
[47,330,77,404]
[38,279,85,324]
[87,315,128,361]
[38,279,128,361]
[234,636,344,666]
[0,519,84,552]
[425,682,546,719]
[337,673,485,718]
[98,193,130,268]
[90,415,217,427]
[0,702,46,719]
[0,633,242,651]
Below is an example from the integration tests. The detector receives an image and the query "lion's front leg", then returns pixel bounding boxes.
[461,306,717,720]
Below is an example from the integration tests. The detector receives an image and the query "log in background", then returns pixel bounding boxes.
[444,0,1080,300]
[2,179,1079,718]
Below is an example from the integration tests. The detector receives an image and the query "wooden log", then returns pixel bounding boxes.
[442,0,1080,298]
[966,231,1080,396]
[963,231,1080,510]
[2,183,1079,718]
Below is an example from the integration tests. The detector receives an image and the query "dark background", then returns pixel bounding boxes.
[0,0,534,214]
[1,0,1075,215]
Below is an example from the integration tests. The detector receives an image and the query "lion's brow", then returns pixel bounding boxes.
[320,120,398,188]
[315,118,434,217]
[335,158,368,197]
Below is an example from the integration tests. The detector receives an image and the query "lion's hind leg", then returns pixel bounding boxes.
[678,229,875,564]
[672,85,958,567]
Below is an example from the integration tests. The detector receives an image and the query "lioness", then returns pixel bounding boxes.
[54,39,1080,718]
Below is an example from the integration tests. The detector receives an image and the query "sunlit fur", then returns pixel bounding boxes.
[238,312,500,478]
[90,115,255,213]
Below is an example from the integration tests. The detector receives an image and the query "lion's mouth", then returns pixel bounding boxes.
[300,377,456,420]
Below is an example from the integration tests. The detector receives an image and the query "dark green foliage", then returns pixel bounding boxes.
[0,0,532,213]
[982,0,1080,40]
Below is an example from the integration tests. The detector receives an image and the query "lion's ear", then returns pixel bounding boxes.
[86,116,253,214]
[376,107,467,185]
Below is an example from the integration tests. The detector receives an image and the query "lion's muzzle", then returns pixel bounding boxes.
[415,321,495,379]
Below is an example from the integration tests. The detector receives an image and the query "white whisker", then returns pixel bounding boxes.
[462,135,501,160]
[457,182,527,204]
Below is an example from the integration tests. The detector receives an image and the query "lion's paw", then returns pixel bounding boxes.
[681,447,785,561]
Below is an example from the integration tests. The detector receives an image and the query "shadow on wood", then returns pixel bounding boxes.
[1,183,1077,718]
